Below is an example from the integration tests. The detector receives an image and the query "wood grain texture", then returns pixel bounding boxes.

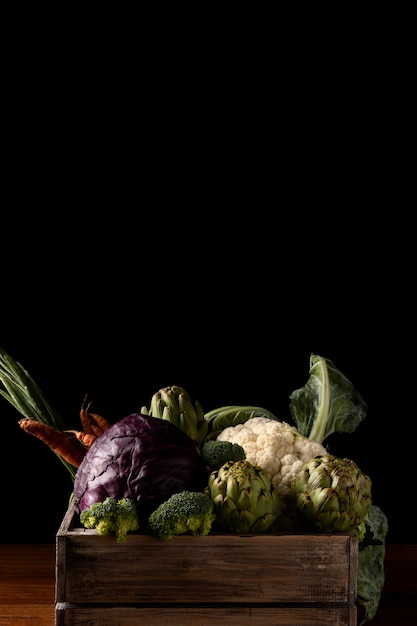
[55,604,356,625]
[0,543,416,625]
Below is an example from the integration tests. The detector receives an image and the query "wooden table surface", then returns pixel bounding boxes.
[0,543,415,625]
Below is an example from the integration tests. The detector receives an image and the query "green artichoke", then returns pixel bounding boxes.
[141,385,208,446]
[292,454,372,533]
[204,460,279,533]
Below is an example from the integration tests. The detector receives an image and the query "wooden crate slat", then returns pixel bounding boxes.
[55,603,357,626]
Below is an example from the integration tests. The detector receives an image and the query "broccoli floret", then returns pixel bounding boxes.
[201,439,246,470]
[147,490,216,541]
[80,497,139,543]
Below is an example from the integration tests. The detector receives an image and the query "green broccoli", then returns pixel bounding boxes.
[201,439,246,470]
[147,490,216,541]
[79,497,139,543]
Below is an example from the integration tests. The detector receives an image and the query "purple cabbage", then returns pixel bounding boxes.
[73,413,210,524]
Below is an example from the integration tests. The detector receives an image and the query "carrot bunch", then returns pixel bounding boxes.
[19,396,112,469]
[1,345,116,481]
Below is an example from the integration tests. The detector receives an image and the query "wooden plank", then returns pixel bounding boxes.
[56,505,73,603]
[55,603,357,625]
[61,533,356,604]
[0,604,55,626]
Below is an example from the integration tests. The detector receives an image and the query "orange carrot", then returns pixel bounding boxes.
[65,429,97,448]
[79,395,94,434]
[86,410,112,437]
[19,419,87,467]
[79,395,112,438]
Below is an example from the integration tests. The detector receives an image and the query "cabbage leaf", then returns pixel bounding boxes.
[357,505,389,624]
[289,353,368,444]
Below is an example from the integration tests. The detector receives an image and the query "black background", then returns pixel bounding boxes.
[1,24,414,545]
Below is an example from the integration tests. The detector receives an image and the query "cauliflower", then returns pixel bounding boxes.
[217,417,327,529]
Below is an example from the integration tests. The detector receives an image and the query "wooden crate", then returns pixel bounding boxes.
[55,502,358,625]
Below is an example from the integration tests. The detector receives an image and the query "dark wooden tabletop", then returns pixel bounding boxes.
[0,543,415,625]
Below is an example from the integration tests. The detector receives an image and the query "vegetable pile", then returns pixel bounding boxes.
[216,416,328,529]
[73,412,210,526]
[0,348,388,625]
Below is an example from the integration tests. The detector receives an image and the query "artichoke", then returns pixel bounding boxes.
[204,459,279,533]
[142,385,208,447]
[292,454,372,533]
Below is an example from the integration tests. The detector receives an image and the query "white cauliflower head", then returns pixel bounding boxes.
[217,417,327,529]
